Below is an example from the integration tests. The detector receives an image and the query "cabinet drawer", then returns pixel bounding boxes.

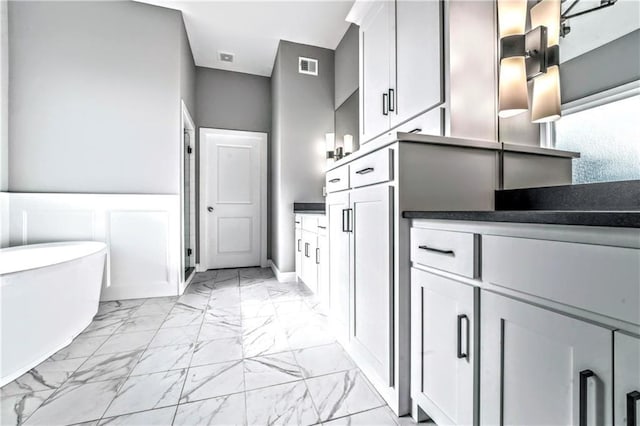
[317,215,327,236]
[410,228,478,279]
[301,215,318,232]
[326,166,349,193]
[483,235,640,326]
[393,107,443,136]
[349,148,393,188]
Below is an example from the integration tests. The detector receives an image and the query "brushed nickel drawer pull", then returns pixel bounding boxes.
[356,167,374,175]
[418,245,455,256]
[329,178,341,183]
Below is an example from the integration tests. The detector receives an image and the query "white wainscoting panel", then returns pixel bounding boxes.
[0,192,9,248]
[7,193,181,301]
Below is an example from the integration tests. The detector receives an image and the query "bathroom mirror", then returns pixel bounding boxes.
[552,0,640,184]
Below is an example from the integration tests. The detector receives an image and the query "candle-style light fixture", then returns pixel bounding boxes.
[343,134,354,156]
[497,0,562,123]
[325,133,335,166]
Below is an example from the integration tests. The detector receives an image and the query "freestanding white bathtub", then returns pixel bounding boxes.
[0,241,107,386]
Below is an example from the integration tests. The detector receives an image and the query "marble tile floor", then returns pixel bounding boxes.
[1,268,417,426]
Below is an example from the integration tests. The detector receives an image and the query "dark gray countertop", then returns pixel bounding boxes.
[293,202,325,214]
[404,180,640,228]
[402,211,640,228]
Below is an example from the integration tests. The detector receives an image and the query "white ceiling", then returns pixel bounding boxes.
[136,0,354,76]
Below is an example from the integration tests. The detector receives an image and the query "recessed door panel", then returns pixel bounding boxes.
[350,185,393,384]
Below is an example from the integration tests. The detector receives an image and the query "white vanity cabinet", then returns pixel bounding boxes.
[409,219,640,425]
[326,137,499,416]
[410,268,477,426]
[481,292,613,426]
[350,184,394,385]
[356,0,444,144]
[294,214,328,307]
[615,331,640,426]
[327,192,350,342]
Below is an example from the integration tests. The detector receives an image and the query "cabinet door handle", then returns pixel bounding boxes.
[318,225,326,230]
[382,93,389,116]
[347,208,353,233]
[457,314,469,359]
[316,247,320,265]
[305,242,310,258]
[579,369,595,426]
[628,391,640,426]
[297,239,301,252]
[388,88,395,112]
[342,208,349,233]
[329,178,341,183]
[409,128,422,134]
[355,167,374,175]
[418,245,455,256]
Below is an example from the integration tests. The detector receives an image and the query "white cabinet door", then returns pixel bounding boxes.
[392,0,443,127]
[360,1,393,143]
[350,185,393,385]
[301,230,318,294]
[411,268,475,426]
[317,232,330,311]
[481,291,613,426]
[615,331,640,426]
[327,192,350,341]
[295,224,302,280]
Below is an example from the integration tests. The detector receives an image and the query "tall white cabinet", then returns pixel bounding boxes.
[356,0,444,144]
[326,135,500,415]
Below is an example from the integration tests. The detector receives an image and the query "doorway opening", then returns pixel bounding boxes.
[181,102,196,289]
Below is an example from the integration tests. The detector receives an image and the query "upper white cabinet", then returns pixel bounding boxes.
[360,1,394,142]
[357,0,444,144]
[393,0,443,127]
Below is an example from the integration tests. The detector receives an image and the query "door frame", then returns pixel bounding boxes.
[199,127,268,270]
[180,101,196,293]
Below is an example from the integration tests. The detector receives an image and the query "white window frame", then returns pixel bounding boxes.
[543,80,640,148]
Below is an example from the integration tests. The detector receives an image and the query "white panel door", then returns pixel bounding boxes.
[411,268,475,426]
[201,128,266,269]
[481,291,613,426]
[327,191,350,342]
[350,185,393,385]
[614,331,640,426]
[360,1,393,143]
[393,0,443,127]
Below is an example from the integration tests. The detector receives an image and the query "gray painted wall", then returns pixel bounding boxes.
[194,66,272,259]
[8,1,191,194]
[271,40,334,272]
[1,0,7,192]
[195,67,271,132]
[180,19,196,118]
[561,30,640,104]
[335,24,359,108]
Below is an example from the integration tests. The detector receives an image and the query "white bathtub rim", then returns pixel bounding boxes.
[0,241,107,276]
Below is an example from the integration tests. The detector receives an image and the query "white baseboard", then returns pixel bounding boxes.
[269,259,297,283]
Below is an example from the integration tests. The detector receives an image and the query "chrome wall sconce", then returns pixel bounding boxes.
[498,0,562,123]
